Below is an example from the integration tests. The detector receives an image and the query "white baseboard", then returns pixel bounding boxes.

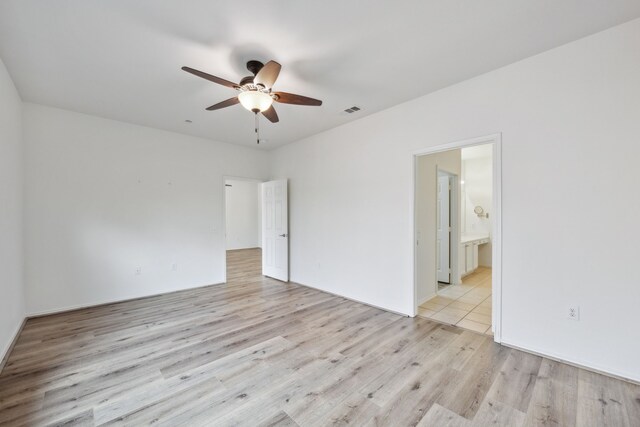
[291,280,410,317]
[0,317,27,374]
[502,339,640,386]
[13,279,639,387]
[27,281,225,318]
[418,293,437,306]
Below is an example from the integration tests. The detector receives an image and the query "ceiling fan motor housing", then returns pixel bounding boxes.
[239,76,256,87]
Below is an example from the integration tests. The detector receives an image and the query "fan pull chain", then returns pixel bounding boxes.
[255,113,260,144]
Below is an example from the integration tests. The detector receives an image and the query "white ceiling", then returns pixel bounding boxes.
[1,1,639,150]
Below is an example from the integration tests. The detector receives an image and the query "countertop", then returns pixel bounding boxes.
[461,234,490,244]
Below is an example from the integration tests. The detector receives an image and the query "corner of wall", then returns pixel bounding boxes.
[0,55,27,369]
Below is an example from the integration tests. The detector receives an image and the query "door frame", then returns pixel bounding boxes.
[412,133,503,343]
[222,175,264,283]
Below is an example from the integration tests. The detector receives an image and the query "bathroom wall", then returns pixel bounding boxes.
[461,144,493,265]
[416,149,461,303]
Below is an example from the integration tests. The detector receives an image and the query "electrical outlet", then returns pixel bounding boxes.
[135,267,142,275]
[568,305,580,321]
[172,263,178,272]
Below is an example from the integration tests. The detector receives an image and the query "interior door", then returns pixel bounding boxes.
[262,179,289,281]
[437,174,451,283]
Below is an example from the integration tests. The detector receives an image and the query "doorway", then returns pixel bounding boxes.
[223,177,262,282]
[223,177,290,284]
[413,134,502,341]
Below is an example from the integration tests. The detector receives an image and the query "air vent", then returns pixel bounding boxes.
[343,106,362,114]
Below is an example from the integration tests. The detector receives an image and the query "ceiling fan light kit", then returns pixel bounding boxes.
[182,59,322,144]
[238,90,273,113]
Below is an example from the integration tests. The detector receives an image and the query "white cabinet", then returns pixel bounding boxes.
[460,236,489,277]
[465,244,473,273]
[459,243,466,278]
[473,242,479,270]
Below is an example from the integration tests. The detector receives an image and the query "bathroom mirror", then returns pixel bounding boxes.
[474,206,488,218]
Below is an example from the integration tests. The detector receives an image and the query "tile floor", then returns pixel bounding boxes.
[417,267,493,335]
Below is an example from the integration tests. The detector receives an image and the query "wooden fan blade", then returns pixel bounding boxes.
[206,97,240,111]
[273,92,322,106]
[254,61,281,89]
[262,105,279,123]
[182,66,238,89]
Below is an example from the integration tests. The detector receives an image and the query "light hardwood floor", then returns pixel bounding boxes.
[0,248,638,426]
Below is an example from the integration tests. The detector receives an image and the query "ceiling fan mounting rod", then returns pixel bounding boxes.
[246,60,264,76]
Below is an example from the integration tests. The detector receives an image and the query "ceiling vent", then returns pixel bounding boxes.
[343,106,362,114]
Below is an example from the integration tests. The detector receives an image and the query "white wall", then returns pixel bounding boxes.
[461,145,493,265]
[0,57,25,362]
[23,104,270,315]
[225,179,261,250]
[271,19,640,381]
[416,150,461,304]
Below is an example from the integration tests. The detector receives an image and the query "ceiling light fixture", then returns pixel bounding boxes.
[238,90,273,113]
[181,60,322,145]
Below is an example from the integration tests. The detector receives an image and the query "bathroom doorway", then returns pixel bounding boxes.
[413,135,501,340]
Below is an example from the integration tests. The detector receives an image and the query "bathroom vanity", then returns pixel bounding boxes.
[460,234,490,276]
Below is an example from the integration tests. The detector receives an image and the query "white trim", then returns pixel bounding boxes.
[293,280,409,318]
[27,282,225,318]
[491,136,503,342]
[0,317,27,373]
[502,340,640,385]
[412,133,503,344]
[222,177,227,283]
[223,176,265,183]
[418,294,435,307]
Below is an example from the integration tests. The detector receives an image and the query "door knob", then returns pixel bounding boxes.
[279,233,288,237]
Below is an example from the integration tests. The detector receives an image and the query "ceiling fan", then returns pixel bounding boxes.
[181,60,322,125]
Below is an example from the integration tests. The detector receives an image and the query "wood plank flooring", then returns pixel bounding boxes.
[1,248,639,426]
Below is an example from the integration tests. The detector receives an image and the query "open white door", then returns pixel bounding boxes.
[437,174,451,283]
[262,179,289,281]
